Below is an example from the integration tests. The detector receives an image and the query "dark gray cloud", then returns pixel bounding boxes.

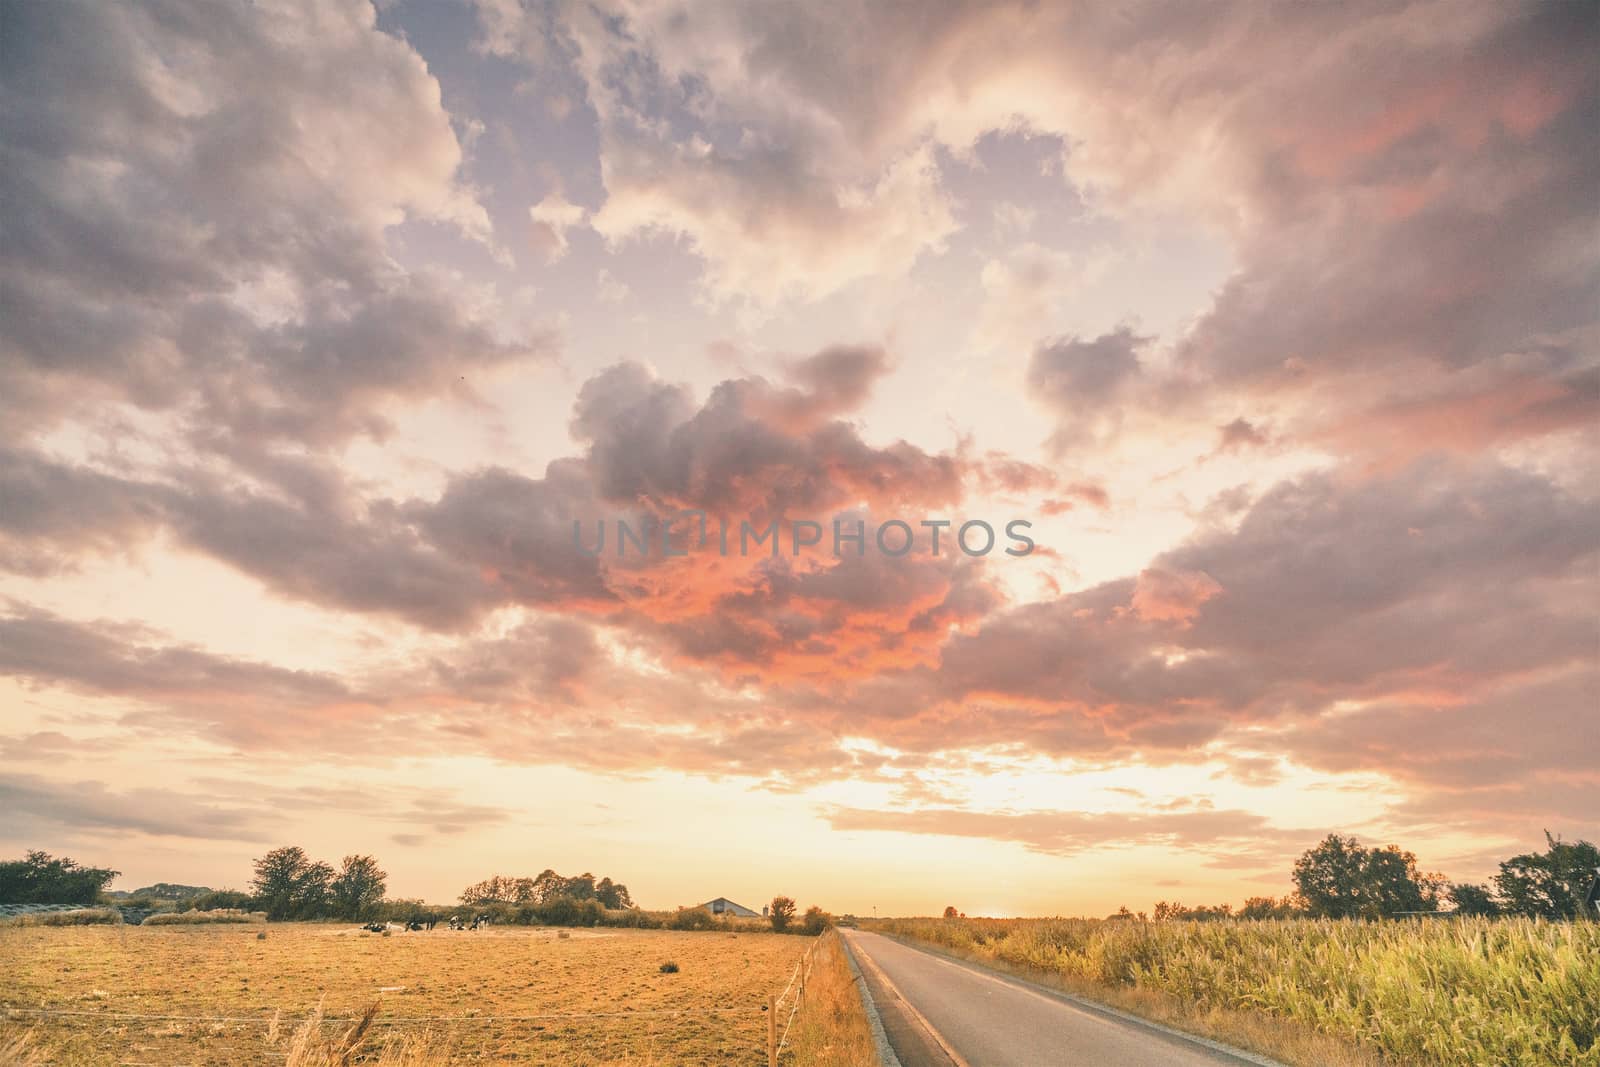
[816,457,1597,804]
[0,605,355,709]
[0,773,267,842]
[572,359,964,518]
[0,0,549,449]
[0,771,517,848]
[1025,327,1151,454]
[0,448,168,576]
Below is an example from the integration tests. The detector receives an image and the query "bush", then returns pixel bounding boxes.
[182,890,256,913]
[801,906,830,936]
[3,907,122,927]
[659,961,679,973]
[536,897,605,927]
[670,907,715,931]
[142,909,266,925]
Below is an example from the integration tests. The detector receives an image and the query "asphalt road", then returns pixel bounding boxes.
[840,930,1275,1067]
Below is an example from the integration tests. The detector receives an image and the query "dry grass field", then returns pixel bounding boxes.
[0,923,815,1065]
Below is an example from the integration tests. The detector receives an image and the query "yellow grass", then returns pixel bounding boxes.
[0,923,813,1065]
[776,931,876,1067]
[141,909,266,925]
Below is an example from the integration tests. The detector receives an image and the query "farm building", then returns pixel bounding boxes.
[699,897,760,918]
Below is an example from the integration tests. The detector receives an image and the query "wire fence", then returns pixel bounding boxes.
[4,1004,773,1067]
[767,932,823,1066]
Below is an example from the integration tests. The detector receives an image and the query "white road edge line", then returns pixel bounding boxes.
[844,931,972,1067]
[867,932,1286,1067]
[838,930,905,1067]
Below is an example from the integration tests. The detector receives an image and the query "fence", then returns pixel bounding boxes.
[767,932,823,1066]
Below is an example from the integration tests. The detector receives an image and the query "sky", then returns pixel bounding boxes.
[0,0,1595,918]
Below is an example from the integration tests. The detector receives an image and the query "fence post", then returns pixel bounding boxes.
[768,992,777,1067]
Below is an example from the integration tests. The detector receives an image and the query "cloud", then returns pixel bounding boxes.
[1130,568,1222,626]
[528,193,588,263]
[0,0,548,450]
[827,804,1308,860]
[1213,418,1270,455]
[484,0,1599,457]
[873,457,1598,815]
[1026,328,1151,454]
[0,773,267,842]
[0,771,519,849]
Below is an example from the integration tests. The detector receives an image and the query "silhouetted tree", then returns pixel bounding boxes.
[0,851,118,906]
[1493,832,1600,920]
[1238,895,1298,920]
[1292,834,1445,918]
[595,877,633,909]
[769,896,796,932]
[1447,882,1500,917]
[459,875,535,905]
[330,855,388,920]
[942,905,959,919]
[250,846,333,920]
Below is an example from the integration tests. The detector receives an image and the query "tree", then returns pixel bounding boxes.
[250,846,333,920]
[1292,834,1444,919]
[330,855,388,920]
[251,847,308,920]
[1493,832,1600,920]
[459,875,535,905]
[769,896,796,932]
[1447,882,1501,917]
[801,905,829,936]
[942,905,959,919]
[0,851,119,905]
[296,860,334,917]
[458,870,635,910]
[1238,896,1297,920]
[531,869,567,905]
[595,877,633,909]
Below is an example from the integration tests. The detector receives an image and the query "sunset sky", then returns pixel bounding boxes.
[1,0,1595,917]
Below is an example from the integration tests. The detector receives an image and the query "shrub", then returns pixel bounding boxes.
[180,890,255,913]
[142,909,266,925]
[670,907,714,931]
[3,907,122,927]
[659,961,679,973]
[801,906,830,936]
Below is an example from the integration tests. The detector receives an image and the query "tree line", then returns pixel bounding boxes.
[1099,832,1598,922]
[0,851,119,906]
[0,846,832,934]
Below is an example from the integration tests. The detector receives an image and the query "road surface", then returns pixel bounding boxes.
[840,929,1276,1067]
